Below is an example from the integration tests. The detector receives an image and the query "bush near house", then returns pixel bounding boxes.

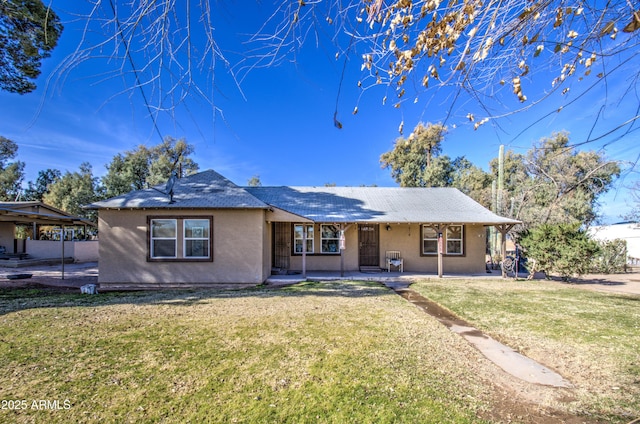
[519,223,600,280]
[591,238,628,274]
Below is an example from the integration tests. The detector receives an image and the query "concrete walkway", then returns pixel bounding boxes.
[385,281,573,388]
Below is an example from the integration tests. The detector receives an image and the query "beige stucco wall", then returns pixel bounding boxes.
[379,223,487,274]
[287,223,487,274]
[98,209,268,286]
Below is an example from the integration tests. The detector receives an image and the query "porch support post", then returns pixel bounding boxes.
[340,224,345,278]
[437,231,443,278]
[302,225,307,279]
[494,224,515,278]
[433,224,449,278]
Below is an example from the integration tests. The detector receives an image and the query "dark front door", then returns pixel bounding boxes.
[273,222,290,269]
[358,224,379,267]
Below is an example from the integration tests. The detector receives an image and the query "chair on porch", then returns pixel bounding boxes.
[385,251,403,273]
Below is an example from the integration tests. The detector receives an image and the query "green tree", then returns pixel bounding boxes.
[102,137,199,197]
[451,157,492,208]
[380,122,447,187]
[147,137,199,186]
[23,168,61,201]
[519,222,600,281]
[492,132,620,231]
[0,136,25,200]
[0,0,63,94]
[247,175,262,187]
[43,163,101,221]
[381,123,492,202]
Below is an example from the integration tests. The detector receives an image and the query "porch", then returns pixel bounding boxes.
[265,268,509,286]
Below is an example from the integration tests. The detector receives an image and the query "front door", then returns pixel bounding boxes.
[273,222,290,269]
[358,224,379,267]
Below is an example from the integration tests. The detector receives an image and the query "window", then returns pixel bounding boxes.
[184,219,210,258]
[422,225,464,256]
[422,226,438,255]
[321,224,340,254]
[151,219,177,258]
[446,225,463,255]
[148,216,213,261]
[294,224,314,254]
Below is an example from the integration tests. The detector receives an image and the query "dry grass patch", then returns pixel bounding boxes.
[411,278,640,422]
[0,281,499,423]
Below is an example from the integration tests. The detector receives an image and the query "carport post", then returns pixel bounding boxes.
[61,226,65,280]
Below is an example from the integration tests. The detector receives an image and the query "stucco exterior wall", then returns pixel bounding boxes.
[0,222,15,253]
[377,223,486,274]
[98,209,267,287]
[287,223,487,274]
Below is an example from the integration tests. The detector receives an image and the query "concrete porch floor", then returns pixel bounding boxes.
[266,268,509,286]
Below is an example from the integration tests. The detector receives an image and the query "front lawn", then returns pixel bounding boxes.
[0,281,492,423]
[1,279,637,423]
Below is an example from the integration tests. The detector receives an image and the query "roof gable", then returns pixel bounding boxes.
[88,169,268,210]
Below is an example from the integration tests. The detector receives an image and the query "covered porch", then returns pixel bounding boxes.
[266,267,511,286]
[270,221,519,279]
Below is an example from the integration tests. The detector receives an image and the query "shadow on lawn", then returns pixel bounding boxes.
[0,280,396,316]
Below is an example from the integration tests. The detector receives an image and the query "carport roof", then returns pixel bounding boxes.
[0,202,95,226]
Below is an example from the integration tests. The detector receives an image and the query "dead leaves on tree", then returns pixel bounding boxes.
[356,0,638,130]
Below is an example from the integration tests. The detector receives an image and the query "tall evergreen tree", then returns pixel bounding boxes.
[0,0,63,93]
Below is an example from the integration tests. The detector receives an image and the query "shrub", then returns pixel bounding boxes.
[519,223,600,281]
[591,238,627,274]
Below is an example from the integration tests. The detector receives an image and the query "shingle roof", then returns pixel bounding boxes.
[87,169,269,210]
[88,170,520,225]
[246,186,520,225]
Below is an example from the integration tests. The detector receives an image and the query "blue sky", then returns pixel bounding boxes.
[0,1,638,223]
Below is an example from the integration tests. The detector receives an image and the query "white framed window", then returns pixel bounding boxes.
[321,224,340,254]
[184,219,211,258]
[422,226,438,255]
[150,219,177,258]
[294,224,314,254]
[148,216,213,261]
[446,225,463,255]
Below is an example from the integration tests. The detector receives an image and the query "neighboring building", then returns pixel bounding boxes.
[0,202,97,263]
[88,169,519,289]
[589,222,640,262]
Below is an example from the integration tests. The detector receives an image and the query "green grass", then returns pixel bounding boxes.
[0,282,490,423]
[411,278,640,421]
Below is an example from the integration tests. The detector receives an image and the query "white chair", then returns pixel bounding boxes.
[385,251,403,272]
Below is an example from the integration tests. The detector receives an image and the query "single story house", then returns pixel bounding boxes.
[88,169,519,289]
